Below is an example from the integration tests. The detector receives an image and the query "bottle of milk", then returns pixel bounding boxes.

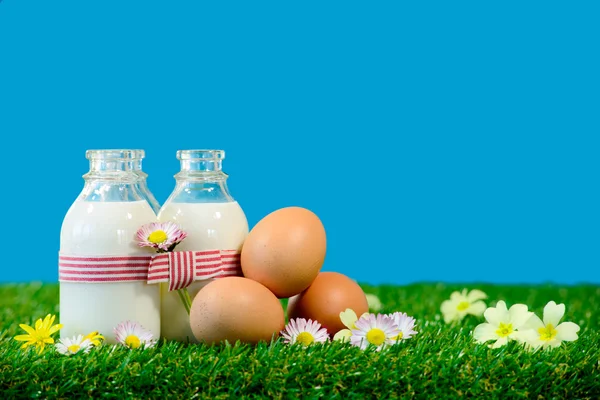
[134,167,161,214]
[158,149,249,342]
[59,149,160,343]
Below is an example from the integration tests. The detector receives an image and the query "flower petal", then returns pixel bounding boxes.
[441,300,458,323]
[449,291,465,302]
[333,329,352,342]
[522,313,544,330]
[473,323,498,343]
[508,304,533,329]
[467,289,487,303]
[491,336,508,348]
[13,335,33,342]
[467,301,486,317]
[339,309,358,329]
[49,323,64,335]
[543,301,565,326]
[555,322,580,342]
[484,301,508,326]
[18,324,36,336]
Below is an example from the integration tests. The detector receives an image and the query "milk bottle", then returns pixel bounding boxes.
[158,149,248,342]
[59,150,160,343]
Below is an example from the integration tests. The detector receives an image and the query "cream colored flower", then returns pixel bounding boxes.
[519,301,580,350]
[440,289,487,323]
[473,300,533,348]
[332,308,369,342]
[365,294,383,312]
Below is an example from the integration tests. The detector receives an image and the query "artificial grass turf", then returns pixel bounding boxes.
[0,282,599,399]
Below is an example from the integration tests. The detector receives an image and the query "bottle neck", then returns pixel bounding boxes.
[166,149,234,203]
[80,150,148,202]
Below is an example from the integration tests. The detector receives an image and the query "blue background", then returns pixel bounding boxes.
[1,2,598,285]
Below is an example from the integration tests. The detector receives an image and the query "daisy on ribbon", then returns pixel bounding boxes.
[136,221,187,253]
[13,314,63,353]
[472,300,533,348]
[351,313,400,351]
[55,335,93,356]
[136,221,192,313]
[114,321,156,349]
[519,301,581,350]
[280,318,330,347]
[332,308,369,342]
[440,289,487,324]
[389,312,418,342]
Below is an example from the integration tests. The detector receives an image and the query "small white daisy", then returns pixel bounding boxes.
[136,221,187,252]
[114,321,156,349]
[350,313,400,351]
[280,318,329,347]
[55,335,93,356]
[389,312,418,341]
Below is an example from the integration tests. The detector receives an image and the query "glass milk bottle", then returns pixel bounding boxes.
[59,149,160,343]
[134,168,161,214]
[158,149,249,342]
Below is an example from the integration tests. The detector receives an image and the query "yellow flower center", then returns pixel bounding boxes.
[295,332,315,346]
[538,324,558,341]
[67,344,81,353]
[125,335,141,349]
[391,331,404,341]
[366,328,386,346]
[456,301,470,311]
[495,322,514,337]
[148,230,168,244]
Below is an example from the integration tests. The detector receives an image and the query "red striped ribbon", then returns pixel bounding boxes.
[147,250,242,291]
[59,254,153,283]
[59,250,241,287]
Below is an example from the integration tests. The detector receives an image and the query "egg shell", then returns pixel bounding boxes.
[189,277,285,345]
[286,271,369,335]
[241,206,326,298]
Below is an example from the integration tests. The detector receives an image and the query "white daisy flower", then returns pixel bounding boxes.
[519,301,581,350]
[280,318,329,347]
[440,289,487,323]
[472,300,533,348]
[114,321,156,349]
[135,221,187,252]
[350,313,400,351]
[389,312,418,341]
[55,335,93,356]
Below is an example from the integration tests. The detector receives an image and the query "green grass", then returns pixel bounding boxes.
[1,282,599,399]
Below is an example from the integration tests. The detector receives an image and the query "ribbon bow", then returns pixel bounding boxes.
[147,250,241,291]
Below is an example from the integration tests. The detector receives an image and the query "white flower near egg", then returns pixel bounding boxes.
[280,318,330,347]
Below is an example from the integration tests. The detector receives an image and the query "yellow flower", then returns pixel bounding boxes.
[332,308,369,342]
[83,331,105,347]
[14,314,63,353]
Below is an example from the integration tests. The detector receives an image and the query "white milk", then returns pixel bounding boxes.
[59,200,160,343]
[157,201,248,342]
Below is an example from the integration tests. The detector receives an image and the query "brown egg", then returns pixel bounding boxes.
[286,271,369,335]
[189,277,285,345]
[241,206,326,298]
